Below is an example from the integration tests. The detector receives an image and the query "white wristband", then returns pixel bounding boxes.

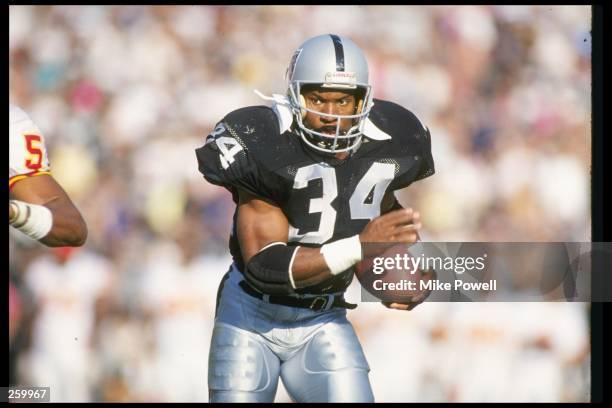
[320,235,363,275]
[9,200,53,240]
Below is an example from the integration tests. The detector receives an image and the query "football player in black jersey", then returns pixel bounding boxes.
[196,34,434,402]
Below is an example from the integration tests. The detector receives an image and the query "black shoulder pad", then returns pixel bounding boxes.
[369,99,435,185]
[416,125,435,181]
[369,99,428,146]
[223,105,280,138]
[195,106,285,202]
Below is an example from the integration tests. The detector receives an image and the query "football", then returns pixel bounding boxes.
[353,243,436,304]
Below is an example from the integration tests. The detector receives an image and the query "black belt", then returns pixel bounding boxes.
[239,281,357,312]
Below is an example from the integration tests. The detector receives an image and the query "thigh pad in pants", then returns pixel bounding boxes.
[208,324,280,402]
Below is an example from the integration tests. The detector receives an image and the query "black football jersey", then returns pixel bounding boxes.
[195,98,434,295]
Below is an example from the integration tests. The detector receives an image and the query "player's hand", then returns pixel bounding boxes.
[359,208,421,258]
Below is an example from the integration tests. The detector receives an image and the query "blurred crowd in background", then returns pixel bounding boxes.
[9,5,591,402]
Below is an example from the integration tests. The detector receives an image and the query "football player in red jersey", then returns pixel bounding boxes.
[9,104,87,247]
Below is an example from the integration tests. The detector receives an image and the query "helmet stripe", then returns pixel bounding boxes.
[329,34,345,72]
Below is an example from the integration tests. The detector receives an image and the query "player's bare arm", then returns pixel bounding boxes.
[237,188,421,289]
[10,174,87,247]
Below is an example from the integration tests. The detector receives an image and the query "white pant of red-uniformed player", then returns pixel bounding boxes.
[208,264,374,403]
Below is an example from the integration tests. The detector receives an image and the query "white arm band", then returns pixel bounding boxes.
[320,234,363,276]
[9,200,53,240]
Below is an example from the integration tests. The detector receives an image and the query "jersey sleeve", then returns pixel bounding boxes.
[389,123,435,190]
[195,109,285,203]
[9,106,52,189]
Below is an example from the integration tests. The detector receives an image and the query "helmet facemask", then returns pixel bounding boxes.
[288,81,372,154]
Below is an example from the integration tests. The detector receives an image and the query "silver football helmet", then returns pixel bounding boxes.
[286,34,373,154]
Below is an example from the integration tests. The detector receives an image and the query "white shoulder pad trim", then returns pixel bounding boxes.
[271,97,294,134]
[254,90,294,133]
[362,117,392,140]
